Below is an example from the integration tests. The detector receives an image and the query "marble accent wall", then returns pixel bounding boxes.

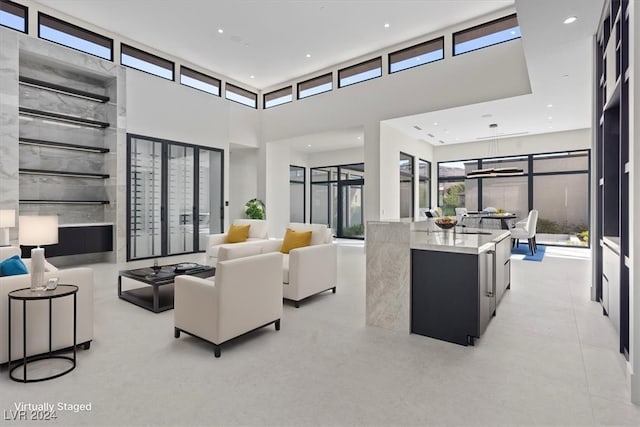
[0,29,20,242]
[365,221,412,333]
[0,31,127,262]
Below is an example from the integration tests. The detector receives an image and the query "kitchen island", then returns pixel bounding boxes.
[366,220,511,345]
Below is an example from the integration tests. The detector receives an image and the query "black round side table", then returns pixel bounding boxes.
[8,284,78,383]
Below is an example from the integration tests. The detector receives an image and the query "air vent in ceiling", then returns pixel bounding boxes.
[427,133,435,138]
[413,125,422,131]
[439,140,445,144]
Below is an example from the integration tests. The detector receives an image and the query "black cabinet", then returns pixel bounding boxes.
[21,225,113,258]
[411,248,496,346]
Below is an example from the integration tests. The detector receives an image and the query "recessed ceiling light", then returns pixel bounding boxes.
[357,136,362,140]
[306,53,311,58]
[384,23,390,28]
[307,144,312,147]
[563,16,577,24]
[250,75,255,79]
[547,116,553,120]
[433,122,438,126]
[218,29,224,34]
[547,104,553,108]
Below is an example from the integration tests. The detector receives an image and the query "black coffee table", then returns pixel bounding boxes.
[118,263,215,313]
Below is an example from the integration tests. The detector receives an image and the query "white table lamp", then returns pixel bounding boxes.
[19,215,59,291]
[0,209,16,246]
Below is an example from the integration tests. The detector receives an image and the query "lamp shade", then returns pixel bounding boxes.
[0,209,15,227]
[19,215,59,246]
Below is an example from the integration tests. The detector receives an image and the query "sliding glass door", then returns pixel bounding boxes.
[127,134,223,260]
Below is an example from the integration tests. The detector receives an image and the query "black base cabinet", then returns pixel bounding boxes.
[411,249,496,346]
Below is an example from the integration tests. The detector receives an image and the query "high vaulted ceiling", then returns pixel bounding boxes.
[32,0,604,150]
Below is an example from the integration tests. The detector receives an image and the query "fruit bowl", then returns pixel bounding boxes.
[435,217,457,230]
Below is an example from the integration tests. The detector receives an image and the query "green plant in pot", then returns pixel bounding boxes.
[244,198,265,219]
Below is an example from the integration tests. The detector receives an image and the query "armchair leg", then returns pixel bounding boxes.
[294,301,300,308]
[214,345,221,358]
[275,319,280,331]
[82,342,91,350]
[174,327,180,338]
[332,287,336,294]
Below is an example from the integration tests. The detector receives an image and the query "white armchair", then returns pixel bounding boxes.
[174,252,283,357]
[264,223,337,308]
[205,219,269,266]
[0,247,94,364]
[510,209,539,254]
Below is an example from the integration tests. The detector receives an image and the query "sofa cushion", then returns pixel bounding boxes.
[0,255,28,276]
[233,219,268,239]
[225,224,250,243]
[282,254,289,284]
[288,223,329,246]
[280,229,312,254]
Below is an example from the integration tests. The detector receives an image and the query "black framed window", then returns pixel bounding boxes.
[437,150,590,247]
[38,13,113,60]
[225,83,257,108]
[121,43,174,80]
[127,134,224,260]
[298,73,332,99]
[338,57,382,88]
[180,66,220,96]
[400,152,414,218]
[389,37,444,73]
[1,0,27,33]
[265,86,293,109]
[289,165,305,222]
[418,158,431,210]
[453,14,521,56]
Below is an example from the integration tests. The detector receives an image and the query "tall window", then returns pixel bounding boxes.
[127,134,223,260]
[1,0,27,33]
[418,159,431,211]
[453,14,521,56]
[289,165,305,223]
[438,160,478,215]
[39,13,113,60]
[311,163,364,239]
[121,44,173,80]
[399,152,414,218]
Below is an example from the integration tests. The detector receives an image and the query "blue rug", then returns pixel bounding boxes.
[511,244,546,261]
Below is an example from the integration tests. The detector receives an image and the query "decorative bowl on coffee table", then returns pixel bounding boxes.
[435,217,457,230]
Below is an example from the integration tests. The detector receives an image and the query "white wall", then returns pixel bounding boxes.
[228,148,259,224]
[380,123,435,220]
[435,128,592,162]
[265,143,291,237]
[307,147,364,168]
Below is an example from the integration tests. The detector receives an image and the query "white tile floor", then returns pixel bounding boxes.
[1,242,638,426]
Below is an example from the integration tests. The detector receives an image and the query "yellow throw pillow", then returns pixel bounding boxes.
[224,224,250,243]
[280,228,312,254]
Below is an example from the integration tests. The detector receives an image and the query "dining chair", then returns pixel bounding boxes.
[510,209,539,254]
[455,207,468,225]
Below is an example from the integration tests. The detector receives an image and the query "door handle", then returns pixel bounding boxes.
[487,250,496,297]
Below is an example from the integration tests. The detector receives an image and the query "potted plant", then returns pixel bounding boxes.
[244,198,265,219]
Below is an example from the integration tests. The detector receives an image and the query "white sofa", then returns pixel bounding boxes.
[260,223,337,308]
[205,219,269,266]
[174,252,283,357]
[0,247,94,364]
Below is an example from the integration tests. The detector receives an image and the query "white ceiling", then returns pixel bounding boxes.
[33,0,604,151]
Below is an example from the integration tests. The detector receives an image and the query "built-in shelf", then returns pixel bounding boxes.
[19,76,110,103]
[19,107,110,128]
[19,168,110,179]
[19,200,110,205]
[19,137,109,153]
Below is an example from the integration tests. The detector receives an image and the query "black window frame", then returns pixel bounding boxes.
[121,43,174,81]
[38,12,113,61]
[453,13,520,56]
[389,37,445,74]
[264,86,293,109]
[179,65,221,96]
[224,82,257,109]
[0,0,27,33]
[297,73,333,100]
[338,57,382,88]
[399,152,415,219]
[418,158,432,210]
[289,165,306,222]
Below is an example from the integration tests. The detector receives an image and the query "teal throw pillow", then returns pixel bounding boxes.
[0,255,28,276]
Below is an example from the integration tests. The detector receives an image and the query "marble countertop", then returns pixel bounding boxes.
[410,227,511,254]
[59,222,113,228]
